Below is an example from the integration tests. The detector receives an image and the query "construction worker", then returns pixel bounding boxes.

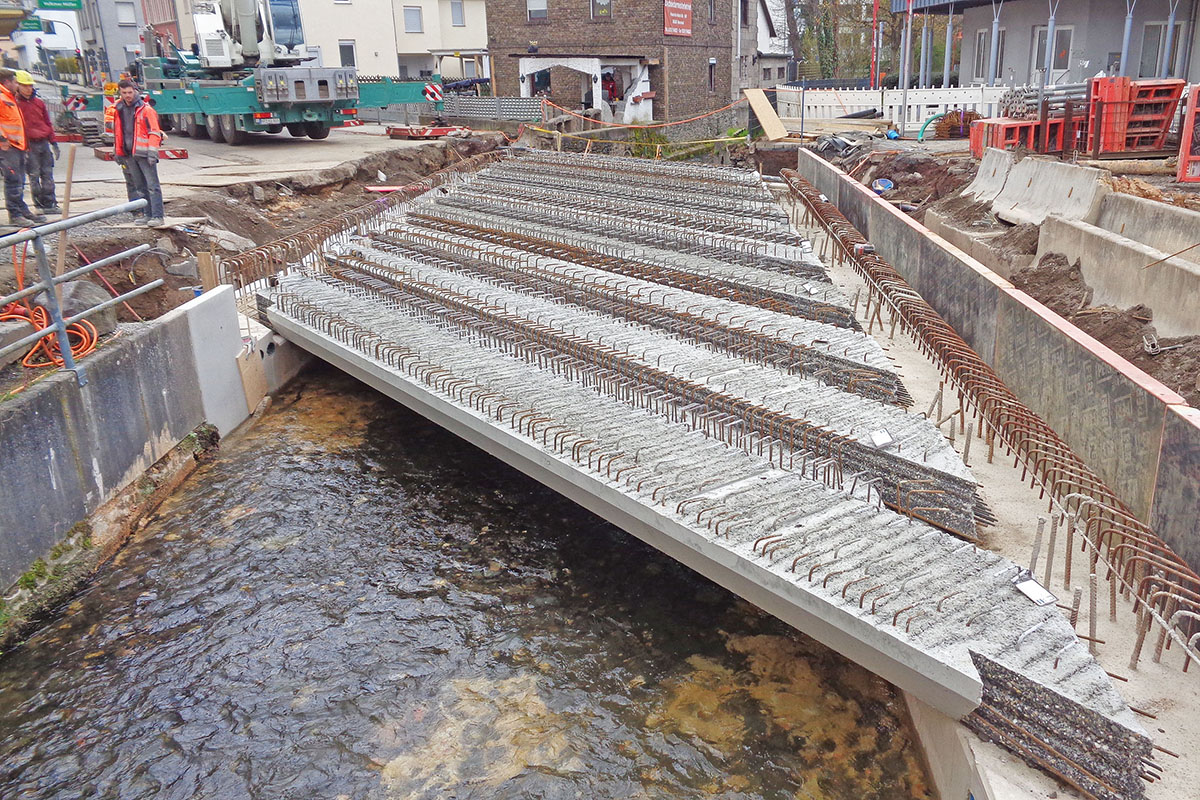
[14,70,60,216]
[112,78,164,227]
[0,68,44,226]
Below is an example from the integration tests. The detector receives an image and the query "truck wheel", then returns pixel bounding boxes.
[305,122,331,140]
[186,115,208,139]
[286,123,306,137]
[220,115,247,145]
[266,124,283,134]
[205,114,226,143]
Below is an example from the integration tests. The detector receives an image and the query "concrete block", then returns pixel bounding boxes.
[924,208,1034,280]
[1096,193,1200,268]
[1037,215,1200,338]
[1150,406,1200,568]
[991,158,1109,226]
[962,147,1013,203]
[0,318,34,369]
[40,280,117,335]
[177,286,251,436]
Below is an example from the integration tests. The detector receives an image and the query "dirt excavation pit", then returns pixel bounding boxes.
[1011,254,1200,406]
[0,135,505,324]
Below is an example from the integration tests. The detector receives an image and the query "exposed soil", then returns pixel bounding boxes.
[0,134,504,396]
[989,222,1041,256]
[1107,174,1200,212]
[856,151,977,221]
[1011,254,1200,406]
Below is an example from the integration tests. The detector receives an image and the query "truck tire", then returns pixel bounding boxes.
[160,114,175,132]
[286,123,306,137]
[205,114,226,143]
[266,124,283,134]
[305,122,331,140]
[220,115,247,145]
[186,115,208,139]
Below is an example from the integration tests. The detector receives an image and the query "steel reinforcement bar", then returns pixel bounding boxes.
[779,168,1200,672]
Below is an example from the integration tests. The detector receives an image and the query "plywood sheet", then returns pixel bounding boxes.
[743,89,787,142]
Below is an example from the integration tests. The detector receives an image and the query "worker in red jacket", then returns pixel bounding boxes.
[112,78,164,227]
[0,68,43,227]
[14,70,60,216]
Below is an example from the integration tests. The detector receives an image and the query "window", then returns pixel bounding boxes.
[531,68,551,93]
[338,39,356,67]
[403,6,423,33]
[1139,21,1184,77]
[115,1,137,25]
[708,60,716,92]
[1032,25,1073,79]
[777,66,785,79]
[527,0,547,20]
[762,67,771,81]
[739,0,748,27]
[591,0,611,18]
[450,0,464,25]
[464,60,477,78]
[973,28,1005,81]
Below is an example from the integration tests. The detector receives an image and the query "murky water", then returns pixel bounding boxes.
[0,367,933,799]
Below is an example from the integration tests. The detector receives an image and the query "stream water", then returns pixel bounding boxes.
[0,367,933,799]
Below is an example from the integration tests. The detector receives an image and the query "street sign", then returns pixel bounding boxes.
[17,17,43,31]
[663,0,692,36]
[422,83,443,102]
[37,0,82,8]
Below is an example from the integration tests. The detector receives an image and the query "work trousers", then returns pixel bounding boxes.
[117,155,164,220]
[24,139,56,211]
[0,147,32,218]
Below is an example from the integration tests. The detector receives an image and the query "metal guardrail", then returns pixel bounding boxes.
[0,200,163,386]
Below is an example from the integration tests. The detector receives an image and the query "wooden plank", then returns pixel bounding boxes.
[197,250,219,292]
[743,88,788,142]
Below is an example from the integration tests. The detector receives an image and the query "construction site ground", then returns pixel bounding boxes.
[825,140,1200,409]
[0,128,505,398]
[780,192,1200,800]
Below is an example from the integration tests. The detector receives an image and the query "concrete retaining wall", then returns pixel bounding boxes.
[990,156,1110,226]
[0,287,252,589]
[962,148,1013,203]
[1037,216,1200,338]
[795,148,1199,560]
[1096,193,1200,267]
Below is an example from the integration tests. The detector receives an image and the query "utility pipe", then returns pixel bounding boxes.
[900,0,914,135]
[987,0,1004,86]
[1160,0,1181,77]
[944,3,955,87]
[1119,0,1137,76]
[1038,0,1060,105]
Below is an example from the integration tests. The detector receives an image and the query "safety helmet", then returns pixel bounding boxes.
[14,70,35,86]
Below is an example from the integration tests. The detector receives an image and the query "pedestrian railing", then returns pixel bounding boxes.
[0,200,162,387]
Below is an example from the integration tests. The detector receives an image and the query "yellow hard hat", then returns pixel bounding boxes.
[14,70,34,86]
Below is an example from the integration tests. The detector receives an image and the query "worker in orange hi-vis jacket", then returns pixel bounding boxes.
[0,68,43,227]
[111,78,164,227]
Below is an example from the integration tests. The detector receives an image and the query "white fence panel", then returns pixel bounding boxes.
[774,86,1008,130]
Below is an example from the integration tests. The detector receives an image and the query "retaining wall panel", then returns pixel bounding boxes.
[0,374,94,587]
[992,290,1177,519]
[1149,406,1200,566]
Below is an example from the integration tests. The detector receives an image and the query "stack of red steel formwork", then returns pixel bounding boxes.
[1178,85,1200,183]
[970,78,1183,158]
[1084,77,1184,154]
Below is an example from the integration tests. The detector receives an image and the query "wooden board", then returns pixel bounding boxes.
[743,89,788,142]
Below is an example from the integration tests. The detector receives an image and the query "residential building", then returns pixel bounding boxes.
[757,0,790,86]
[485,0,759,124]
[142,0,181,49]
[79,0,146,81]
[8,10,84,74]
[895,0,1199,86]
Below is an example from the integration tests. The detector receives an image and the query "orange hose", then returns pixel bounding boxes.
[1,241,100,370]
